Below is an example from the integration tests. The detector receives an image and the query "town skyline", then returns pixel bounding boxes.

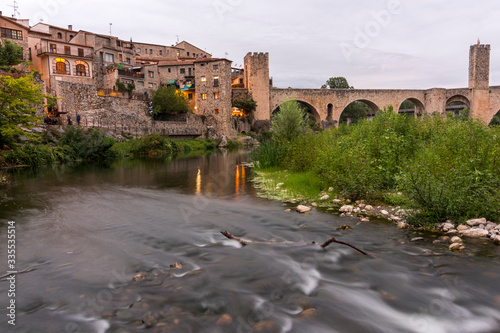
[2,0,500,90]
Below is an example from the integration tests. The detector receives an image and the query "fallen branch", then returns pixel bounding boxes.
[220,231,379,258]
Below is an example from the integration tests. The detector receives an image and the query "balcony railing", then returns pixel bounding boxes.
[36,44,93,59]
[118,69,145,78]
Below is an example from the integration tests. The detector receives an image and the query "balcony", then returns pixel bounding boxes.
[118,69,145,78]
[37,44,93,59]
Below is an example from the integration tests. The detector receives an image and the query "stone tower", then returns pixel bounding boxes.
[469,43,491,121]
[244,52,270,121]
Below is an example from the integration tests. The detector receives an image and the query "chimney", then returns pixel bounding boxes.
[0,11,3,16]
[68,25,73,31]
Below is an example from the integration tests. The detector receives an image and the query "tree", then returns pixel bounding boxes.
[233,98,257,116]
[0,73,44,147]
[321,77,353,89]
[151,85,189,116]
[340,102,369,124]
[0,40,23,68]
[271,98,307,142]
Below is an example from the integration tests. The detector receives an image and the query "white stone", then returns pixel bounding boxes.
[447,229,458,234]
[494,236,500,245]
[364,205,374,211]
[361,218,370,222]
[461,228,489,238]
[319,195,330,201]
[380,210,389,216]
[390,215,401,222]
[358,203,366,209]
[449,243,466,251]
[485,223,496,231]
[328,187,334,192]
[397,221,408,229]
[457,225,469,231]
[450,236,463,244]
[441,222,455,232]
[296,205,311,213]
[466,218,487,227]
[311,202,317,207]
[353,208,361,213]
[277,183,284,187]
[332,199,342,204]
[339,205,354,213]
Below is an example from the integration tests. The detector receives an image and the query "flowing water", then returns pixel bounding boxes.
[0,150,499,333]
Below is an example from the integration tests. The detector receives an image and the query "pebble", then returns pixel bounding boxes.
[449,243,466,251]
[216,314,233,326]
[296,205,311,213]
[380,210,389,215]
[450,236,463,244]
[411,237,424,242]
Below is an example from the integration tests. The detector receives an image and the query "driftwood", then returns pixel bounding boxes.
[220,231,379,259]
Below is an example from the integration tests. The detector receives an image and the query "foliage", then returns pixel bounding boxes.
[490,112,500,126]
[271,98,307,143]
[0,73,44,147]
[0,40,23,67]
[233,98,257,116]
[151,85,189,116]
[321,77,353,89]
[251,139,287,169]
[115,79,135,96]
[400,99,415,110]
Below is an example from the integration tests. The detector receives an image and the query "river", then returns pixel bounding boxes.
[0,150,499,333]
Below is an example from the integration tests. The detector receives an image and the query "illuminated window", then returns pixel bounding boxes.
[50,44,57,53]
[177,51,180,57]
[1,27,23,40]
[213,76,219,87]
[53,58,69,75]
[148,71,154,78]
[74,60,89,77]
[214,92,219,99]
[201,76,206,82]
[188,93,193,100]
[214,109,220,114]
[202,93,207,100]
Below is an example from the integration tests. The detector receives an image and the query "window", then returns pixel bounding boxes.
[138,81,144,87]
[69,35,74,40]
[57,32,62,39]
[148,71,154,78]
[177,51,180,57]
[214,92,219,100]
[78,48,84,57]
[105,53,114,63]
[148,82,154,88]
[74,60,89,76]
[50,44,57,53]
[53,58,69,75]
[188,93,193,100]
[202,93,207,100]
[213,76,219,87]
[180,68,185,74]
[168,68,171,73]
[187,52,190,56]
[159,50,163,56]
[214,109,220,115]
[1,27,23,40]
[149,49,153,55]
[213,64,219,70]
[125,58,131,64]
[201,76,206,82]
[64,46,71,55]
[154,83,157,89]
[137,48,141,53]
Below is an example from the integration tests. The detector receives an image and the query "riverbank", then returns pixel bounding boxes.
[252,168,500,250]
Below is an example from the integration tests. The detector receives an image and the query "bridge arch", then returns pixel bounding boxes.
[446,95,470,116]
[446,95,470,107]
[398,97,425,117]
[339,99,380,124]
[272,99,320,123]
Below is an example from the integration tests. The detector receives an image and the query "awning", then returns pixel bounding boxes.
[169,79,176,84]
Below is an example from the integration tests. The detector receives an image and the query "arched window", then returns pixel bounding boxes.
[74,60,89,77]
[57,32,63,39]
[53,58,69,75]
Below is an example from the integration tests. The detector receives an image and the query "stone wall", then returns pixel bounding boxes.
[244,52,270,121]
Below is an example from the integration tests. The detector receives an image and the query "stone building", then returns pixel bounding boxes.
[0,12,30,61]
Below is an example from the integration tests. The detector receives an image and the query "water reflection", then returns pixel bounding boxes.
[196,167,201,196]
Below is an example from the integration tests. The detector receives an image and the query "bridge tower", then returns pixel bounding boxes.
[469,43,491,121]
[244,52,270,122]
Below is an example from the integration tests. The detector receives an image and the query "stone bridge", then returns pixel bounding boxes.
[268,86,500,125]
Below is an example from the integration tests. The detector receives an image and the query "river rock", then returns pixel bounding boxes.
[142,314,157,328]
[486,223,496,231]
[390,215,401,222]
[361,217,370,222]
[457,225,469,231]
[296,308,318,320]
[460,228,489,238]
[450,236,463,244]
[446,229,458,234]
[380,210,389,216]
[311,202,317,207]
[441,222,455,232]
[332,199,342,204]
[358,203,366,209]
[398,221,409,229]
[364,205,374,211]
[319,195,330,201]
[253,321,282,333]
[218,135,228,147]
[466,218,487,227]
[339,205,354,213]
[328,187,334,192]
[449,243,466,251]
[353,207,361,213]
[411,237,424,242]
[494,236,500,245]
[296,205,311,213]
[216,314,233,326]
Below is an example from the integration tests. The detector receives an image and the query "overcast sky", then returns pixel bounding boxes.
[3,0,500,89]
